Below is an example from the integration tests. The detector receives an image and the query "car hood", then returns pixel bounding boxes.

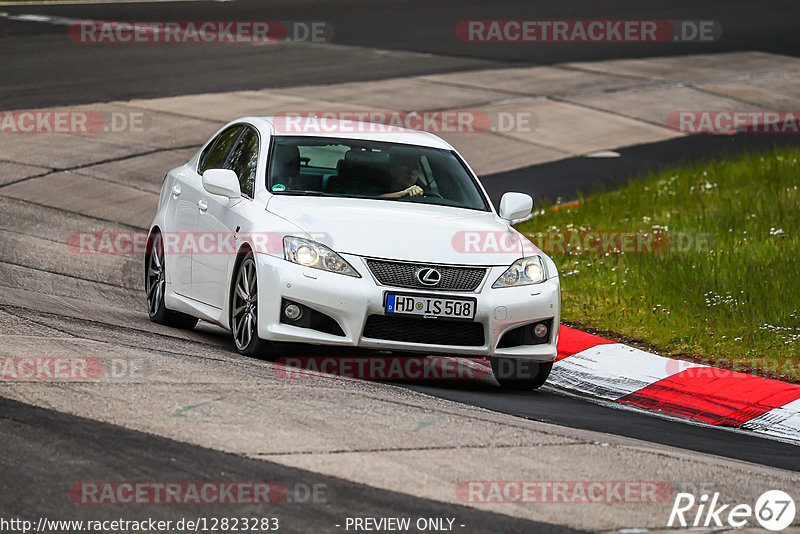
[266,196,540,266]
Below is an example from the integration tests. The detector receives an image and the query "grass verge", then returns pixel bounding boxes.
[516,146,800,382]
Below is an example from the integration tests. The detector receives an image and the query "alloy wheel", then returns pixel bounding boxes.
[232,257,258,350]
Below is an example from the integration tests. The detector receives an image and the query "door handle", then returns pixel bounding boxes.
[171,183,181,197]
[198,199,208,212]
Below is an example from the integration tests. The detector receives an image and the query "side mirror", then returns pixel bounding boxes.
[499,192,533,222]
[202,169,241,199]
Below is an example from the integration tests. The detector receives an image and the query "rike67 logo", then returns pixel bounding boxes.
[668,490,796,531]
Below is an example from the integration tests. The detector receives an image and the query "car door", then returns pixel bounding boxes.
[164,165,199,297]
[166,125,241,297]
[178,124,243,301]
[191,125,259,308]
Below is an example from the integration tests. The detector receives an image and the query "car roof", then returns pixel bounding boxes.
[242,116,456,150]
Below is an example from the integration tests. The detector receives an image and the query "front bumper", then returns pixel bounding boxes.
[254,252,560,362]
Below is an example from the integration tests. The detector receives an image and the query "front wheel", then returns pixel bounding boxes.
[490,357,553,391]
[230,252,274,358]
[145,231,198,330]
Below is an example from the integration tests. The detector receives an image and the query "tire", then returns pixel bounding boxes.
[145,231,199,330]
[230,252,274,358]
[490,357,553,391]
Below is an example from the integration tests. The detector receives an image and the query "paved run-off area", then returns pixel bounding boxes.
[1,51,800,531]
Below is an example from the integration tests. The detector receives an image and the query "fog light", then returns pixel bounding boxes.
[284,303,302,320]
[533,323,548,339]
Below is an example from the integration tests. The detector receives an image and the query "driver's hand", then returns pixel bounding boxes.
[404,185,423,197]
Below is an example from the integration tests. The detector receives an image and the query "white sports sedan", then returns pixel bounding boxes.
[146,117,560,389]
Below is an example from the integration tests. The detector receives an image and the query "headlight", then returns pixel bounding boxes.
[283,236,360,277]
[492,256,546,288]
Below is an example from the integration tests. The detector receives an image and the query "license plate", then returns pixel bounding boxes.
[385,293,476,320]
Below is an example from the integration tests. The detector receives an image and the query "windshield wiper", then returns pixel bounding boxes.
[273,189,341,197]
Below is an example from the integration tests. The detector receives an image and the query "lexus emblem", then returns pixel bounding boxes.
[416,267,442,286]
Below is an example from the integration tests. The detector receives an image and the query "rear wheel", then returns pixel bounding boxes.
[490,357,552,390]
[145,231,198,329]
[231,252,274,358]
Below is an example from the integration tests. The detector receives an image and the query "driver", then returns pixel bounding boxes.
[381,154,424,198]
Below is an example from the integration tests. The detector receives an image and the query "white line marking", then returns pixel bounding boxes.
[585,150,621,158]
[3,13,80,24]
[0,1,223,6]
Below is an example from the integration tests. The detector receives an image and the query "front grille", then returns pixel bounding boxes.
[365,259,486,291]
[362,315,485,346]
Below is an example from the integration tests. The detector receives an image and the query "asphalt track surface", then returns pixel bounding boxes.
[483,131,800,206]
[1,1,800,530]
[0,397,581,533]
[406,381,800,472]
[1,0,800,109]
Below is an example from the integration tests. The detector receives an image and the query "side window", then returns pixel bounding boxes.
[225,127,259,198]
[199,126,244,174]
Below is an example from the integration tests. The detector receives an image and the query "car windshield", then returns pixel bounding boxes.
[267,136,489,211]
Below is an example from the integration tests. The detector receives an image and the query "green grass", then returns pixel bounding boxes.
[516,146,800,382]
